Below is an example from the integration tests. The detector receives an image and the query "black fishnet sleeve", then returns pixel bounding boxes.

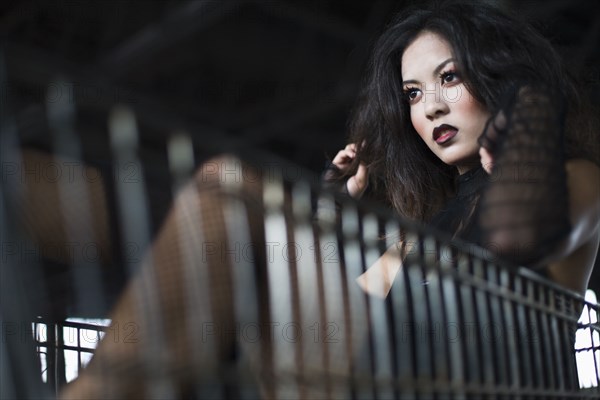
[478,85,571,265]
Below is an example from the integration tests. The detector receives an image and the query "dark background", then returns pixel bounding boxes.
[2,0,598,170]
[1,0,599,296]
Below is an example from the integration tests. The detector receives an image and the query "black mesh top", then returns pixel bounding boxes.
[431,84,571,267]
[429,165,486,244]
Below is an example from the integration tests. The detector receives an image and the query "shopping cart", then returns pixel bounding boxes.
[1,75,599,400]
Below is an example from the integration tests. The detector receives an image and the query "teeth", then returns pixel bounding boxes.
[433,126,456,141]
[436,129,455,141]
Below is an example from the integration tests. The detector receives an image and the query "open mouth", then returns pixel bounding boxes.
[433,124,458,144]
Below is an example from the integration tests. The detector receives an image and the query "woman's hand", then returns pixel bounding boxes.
[479,109,506,175]
[479,146,494,174]
[331,143,368,198]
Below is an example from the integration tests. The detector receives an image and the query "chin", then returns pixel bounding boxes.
[438,147,479,167]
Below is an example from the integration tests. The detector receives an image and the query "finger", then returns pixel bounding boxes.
[332,149,355,167]
[479,147,494,174]
[479,110,507,152]
[345,143,357,154]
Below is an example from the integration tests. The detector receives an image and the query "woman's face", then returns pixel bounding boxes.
[401,31,490,174]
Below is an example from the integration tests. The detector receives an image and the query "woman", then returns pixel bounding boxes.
[60,1,599,397]
[328,0,600,296]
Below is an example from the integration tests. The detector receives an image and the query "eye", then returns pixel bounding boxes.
[403,87,421,104]
[440,71,459,84]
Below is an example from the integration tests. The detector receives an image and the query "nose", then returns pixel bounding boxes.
[423,87,450,120]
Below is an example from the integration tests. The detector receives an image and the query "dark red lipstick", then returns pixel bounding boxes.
[432,124,458,144]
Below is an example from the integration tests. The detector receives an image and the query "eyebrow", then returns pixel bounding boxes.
[402,58,456,86]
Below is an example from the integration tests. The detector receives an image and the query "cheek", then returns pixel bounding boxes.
[453,92,475,113]
[443,86,461,103]
[455,95,489,133]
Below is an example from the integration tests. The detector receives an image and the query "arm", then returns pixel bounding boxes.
[478,86,570,265]
[478,86,600,277]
